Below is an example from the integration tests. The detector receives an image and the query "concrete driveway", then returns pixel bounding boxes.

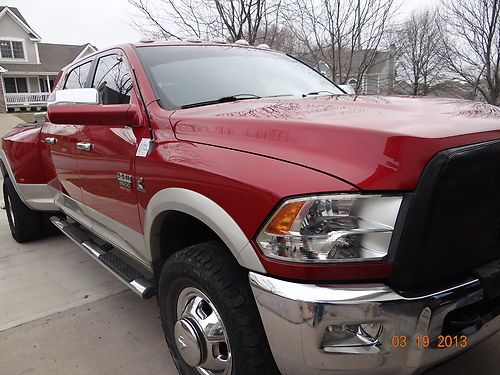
[0,190,176,373]
[0,113,498,374]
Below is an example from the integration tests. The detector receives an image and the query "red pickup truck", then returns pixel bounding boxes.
[2,41,500,375]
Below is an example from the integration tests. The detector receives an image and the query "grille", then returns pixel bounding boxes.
[391,140,500,288]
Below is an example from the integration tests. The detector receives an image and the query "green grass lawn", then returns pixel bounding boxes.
[13,112,37,123]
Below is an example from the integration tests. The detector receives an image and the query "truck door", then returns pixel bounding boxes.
[40,59,93,225]
[78,52,148,264]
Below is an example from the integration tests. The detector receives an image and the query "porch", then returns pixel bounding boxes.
[2,74,56,110]
[5,92,50,107]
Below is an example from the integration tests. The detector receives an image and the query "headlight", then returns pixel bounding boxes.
[256,194,402,264]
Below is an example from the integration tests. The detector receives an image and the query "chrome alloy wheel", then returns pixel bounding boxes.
[7,195,15,227]
[175,287,232,375]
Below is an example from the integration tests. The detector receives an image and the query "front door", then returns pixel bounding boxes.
[40,59,93,225]
[78,52,148,263]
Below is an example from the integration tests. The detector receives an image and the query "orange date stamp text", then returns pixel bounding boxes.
[391,335,468,349]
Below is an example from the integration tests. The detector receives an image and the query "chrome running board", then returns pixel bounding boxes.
[50,216,155,299]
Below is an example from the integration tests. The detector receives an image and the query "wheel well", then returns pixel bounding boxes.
[152,210,219,281]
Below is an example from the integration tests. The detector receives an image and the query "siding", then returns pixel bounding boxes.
[0,13,37,64]
[28,76,39,92]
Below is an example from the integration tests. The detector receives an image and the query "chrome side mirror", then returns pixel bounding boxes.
[47,88,99,106]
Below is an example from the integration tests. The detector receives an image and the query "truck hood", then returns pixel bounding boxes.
[170,95,500,190]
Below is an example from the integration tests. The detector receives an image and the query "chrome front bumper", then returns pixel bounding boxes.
[249,272,500,375]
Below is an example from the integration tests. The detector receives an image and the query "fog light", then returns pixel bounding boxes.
[321,323,383,349]
[360,323,383,340]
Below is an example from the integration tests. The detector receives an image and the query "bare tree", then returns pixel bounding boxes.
[128,0,282,44]
[441,0,500,106]
[282,0,396,93]
[395,9,445,96]
[128,0,399,94]
[254,24,304,53]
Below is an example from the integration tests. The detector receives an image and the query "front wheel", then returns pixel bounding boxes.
[158,241,280,375]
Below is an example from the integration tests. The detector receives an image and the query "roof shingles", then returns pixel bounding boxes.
[0,43,88,73]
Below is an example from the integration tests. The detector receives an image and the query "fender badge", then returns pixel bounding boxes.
[137,177,146,193]
[117,172,132,190]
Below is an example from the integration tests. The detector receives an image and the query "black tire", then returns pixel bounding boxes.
[158,240,280,375]
[41,212,63,237]
[3,176,43,243]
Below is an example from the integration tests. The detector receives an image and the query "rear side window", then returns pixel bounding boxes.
[92,54,132,105]
[64,61,92,89]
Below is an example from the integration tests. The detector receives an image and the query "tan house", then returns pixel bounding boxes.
[0,6,96,112]
[307,46,396,95]
[328,48,396,95]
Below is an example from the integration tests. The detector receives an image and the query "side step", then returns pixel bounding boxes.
[50,216,155,299]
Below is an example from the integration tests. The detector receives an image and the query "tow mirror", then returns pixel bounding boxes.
[47,88,99,106]
[47,88,141,126]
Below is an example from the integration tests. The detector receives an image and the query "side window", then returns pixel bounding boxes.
[92,54,133,105]
[64,61,92,89]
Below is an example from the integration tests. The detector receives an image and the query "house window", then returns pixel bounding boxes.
[12,41,24,59]
[0,40,25,60]
[4,77,28,93]
[40,78,55,93]
[39,78,47,92]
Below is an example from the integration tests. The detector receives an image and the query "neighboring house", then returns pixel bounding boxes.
[0,6,97,112]
[310,46,396,95]
[333,47,395,95]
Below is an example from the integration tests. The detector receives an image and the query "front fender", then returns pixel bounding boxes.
[144,187,266,273]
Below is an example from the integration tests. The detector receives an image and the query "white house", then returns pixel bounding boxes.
[0,6,97,112]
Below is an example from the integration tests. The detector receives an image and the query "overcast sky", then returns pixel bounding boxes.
[5,0,438,48]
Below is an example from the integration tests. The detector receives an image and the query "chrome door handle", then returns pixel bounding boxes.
[44,137,57,144]
[76,142,93,152]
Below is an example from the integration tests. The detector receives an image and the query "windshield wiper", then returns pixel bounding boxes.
[181,94,261,109]
[302,90,338,97]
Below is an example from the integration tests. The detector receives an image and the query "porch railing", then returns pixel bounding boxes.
[5,92,50,106]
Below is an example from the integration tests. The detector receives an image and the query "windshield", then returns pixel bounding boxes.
[137,45,343,109]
